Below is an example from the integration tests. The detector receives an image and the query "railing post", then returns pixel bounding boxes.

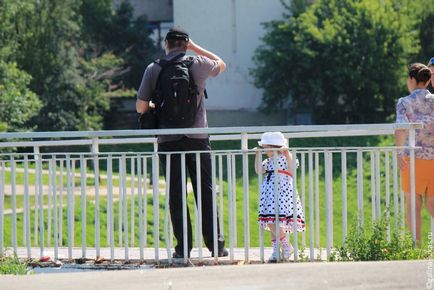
[324,150,333,260]
[241,133,250,262]
[341,150,347,244]
[409,124,417,245]
[357,150,364,227]
[308,151,314,261]
[152,152,160,262]
[0,162,4,257]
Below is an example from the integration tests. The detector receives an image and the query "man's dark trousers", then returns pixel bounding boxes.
[158,136,225,256]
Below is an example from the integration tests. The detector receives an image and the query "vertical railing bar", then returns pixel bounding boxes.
[227,154,234,262]
[143,157,148,248]
[24,156,31,259]
[308,151,314,261]
[71,159,75,247]
[218,155,224,236]
[51,158,58,261]
[409,126,417,245]
[59,159,63,247]
[196,152,203,261]
[325,150,331,260]
[152,152,160,262]
[273,151,280,262]
[242,147,250,263]
[80,155,87,258]
[211,153,218,262]
[301,152,306,248]
[375,150,381,220]
[231,154,237,247]
[392,150,399,232]
[370,152,376,222]
[11,157,17,253]
[292,149,299,262]
[122,155,129,261]
[106,160,110,248]
[257,151,264,263]
[93,152,101,258]
[137,156,144,261]
[47,157,52,248]
[130,156,135,248]
[385,151,391,241]
[37,153,44,258]
[0,162,4,257]
[314,152,320,251]
[107,155,115,261]
[164,155,172,263]
[181,153,188,264]
[34,148,39,247]
[341,150,347,244]
[118,157,123,247]
[66,155,72,259]
[357,150,364,227]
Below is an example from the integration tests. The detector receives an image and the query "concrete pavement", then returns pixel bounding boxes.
[0,260,430,290]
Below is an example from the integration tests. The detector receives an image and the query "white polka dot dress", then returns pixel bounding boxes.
[258,154,305,233]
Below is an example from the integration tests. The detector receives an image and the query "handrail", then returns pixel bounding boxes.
[0,123,422,140]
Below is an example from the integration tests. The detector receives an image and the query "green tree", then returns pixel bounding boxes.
[0,62,42,132]
[252,0,421,124]
[0,1,42,132]
[80,0,158,90]
[0,0,158,131]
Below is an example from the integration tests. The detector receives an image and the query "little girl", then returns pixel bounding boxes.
[254,132,305,262]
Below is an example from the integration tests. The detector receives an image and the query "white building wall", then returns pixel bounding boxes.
[173,0,284,111]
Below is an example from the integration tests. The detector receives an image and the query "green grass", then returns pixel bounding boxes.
[2,172,432,251]
[0,253,28,275]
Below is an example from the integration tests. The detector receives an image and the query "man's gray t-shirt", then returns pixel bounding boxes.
[137,48,220,143]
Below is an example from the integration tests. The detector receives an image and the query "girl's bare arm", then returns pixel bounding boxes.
[254,148,264,174]
[282,148,294,174]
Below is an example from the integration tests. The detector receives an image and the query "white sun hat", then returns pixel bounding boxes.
[258,132,287,147]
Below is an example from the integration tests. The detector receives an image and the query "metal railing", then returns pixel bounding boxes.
[0,123,426,263]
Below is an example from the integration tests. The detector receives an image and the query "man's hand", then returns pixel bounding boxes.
[187,39,196,51]
[186,39,226,73]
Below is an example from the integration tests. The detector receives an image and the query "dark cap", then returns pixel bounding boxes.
[165,26,189,42]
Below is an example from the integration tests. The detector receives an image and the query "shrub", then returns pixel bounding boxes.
[330,218,429,261]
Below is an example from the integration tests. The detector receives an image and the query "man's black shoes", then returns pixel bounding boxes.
[173,248,229,258]
[172,251,190,259]
[211,247,229,257]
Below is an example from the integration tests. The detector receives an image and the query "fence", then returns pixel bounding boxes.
[0,123,426,264]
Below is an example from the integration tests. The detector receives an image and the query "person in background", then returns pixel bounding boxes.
[427,57,434,92]
[136,27,228,259]
[395,62,434,244]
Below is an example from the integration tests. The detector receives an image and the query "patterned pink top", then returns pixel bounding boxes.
[396,89,434,160]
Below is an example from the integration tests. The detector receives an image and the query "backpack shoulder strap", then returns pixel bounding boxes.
[153,53,188,90]
[181,56,195,68]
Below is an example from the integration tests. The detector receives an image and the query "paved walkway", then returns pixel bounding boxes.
[0,260,429,290]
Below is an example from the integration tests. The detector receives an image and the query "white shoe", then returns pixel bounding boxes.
[282,244,294,260]
[268,250,279,263]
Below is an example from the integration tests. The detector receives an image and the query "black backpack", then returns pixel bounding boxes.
[151,53,198,129]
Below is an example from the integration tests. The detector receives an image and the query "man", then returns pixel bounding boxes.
[136,27,227,258]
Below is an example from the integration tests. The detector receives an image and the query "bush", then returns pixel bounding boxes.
[0,252,28,275]
[330,218,429,261]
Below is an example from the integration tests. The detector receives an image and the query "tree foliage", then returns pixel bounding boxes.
[252,0,429,124]
[0,62,42,132]
[0,0,158,131]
